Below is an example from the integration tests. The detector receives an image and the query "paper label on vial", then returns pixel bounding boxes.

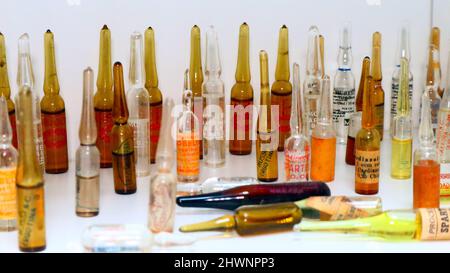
[419,209,450,241]
[284,149,309,181]
[332,87,355,123]
[355,150,380,184]
[305,196,370,221]
[177,132,200,177]
[0,168,17,220]
[440,163,450,197]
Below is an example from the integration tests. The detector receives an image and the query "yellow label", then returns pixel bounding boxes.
[355,149,380,184]
[0,168,17,220]
[177,132,200,177]
[17,186,46,250]
[419,209,450,241]
[306,196,370,220]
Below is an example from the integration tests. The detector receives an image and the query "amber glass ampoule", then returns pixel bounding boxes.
[345,57,370,165]
[0,33,17,148]
[189,25,204,159]
[271,25,292,151]
[16,86,46,252]
[256,51,278,182]
[111,62,136,194]
[427,27,443,97]
[230,23,254,155]
[355,76,381,195]
[310,76,336,182]
[319,35,325,78]
[41,30,68,173]
[371,32,384,140]
[94,25,114,168]
[144,27,163,164]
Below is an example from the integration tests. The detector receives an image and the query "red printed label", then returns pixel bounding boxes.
[285,148,309,181]
[150,103,162,149]
[271,94,291,134]
[231,99,253,140]
[42,111,68,149]
[95,109,114,165]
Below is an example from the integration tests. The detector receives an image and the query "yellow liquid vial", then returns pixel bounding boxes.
[391,137,412,179]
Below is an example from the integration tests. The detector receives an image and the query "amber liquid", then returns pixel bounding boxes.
[310,136,336,182]
[95,108,113,168]
[271,92,291,151]
[229,98,253,155]
[112,151,137,194]
[9,110,17,149]
[17,184,46,252]
[149,101,162,164]
[41,110,68,173]
[76,175,100,217]
[345,136,355,165]
[355,148,380,195]
[413,160,440,209]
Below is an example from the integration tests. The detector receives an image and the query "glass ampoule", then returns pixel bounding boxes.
[413,91,440,209]
[41,30,69,174]
[345,57,370,165]
[112,62,137,195]
[0,97,18,232]
[127,32,150,177]
[16,86,46,252]
[229,23,254,155]
[355,76,381,195]
[94,25,114,168]
[16,33,45,174]
[310,76,336,182]
[423,47,441,134]
[319,35,325,78]
[149,98,176,233]
[76,68,100,217]
[371,32,384,140]
[177,70,200,185]
[391,25,413,136]
[0,33,17,148]
[303,26,323,137]
[189,25,204,159]
[391,57,413,180]
[271,25,292,151]
[284,63,309,181]
[333,22,355,145]
[256,51,278,182]
[437,50,450,198]
[427,27,443,97]
[144,27,163,164]
[202,26,225,168]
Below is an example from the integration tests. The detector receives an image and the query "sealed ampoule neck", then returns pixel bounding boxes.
[80,68,97,145]
[144,27,159,90]
[337,22,352,68]
[235,23,250,82]
[290,63,301,135]
[0,97,12,144]
[371,32,382,81]
[17,33,34,89]
[97,25,112,92]
[0,33,11,98]
[419,92,434,147]
[155,98,174,172]
[43,30,60,94]
[317,76,332,126]
[305,26,322,78]
[274,25,289,81]
[205,26,221,78]
[258,50,272,133]
[129,32,145,88]
[189,25,203,95]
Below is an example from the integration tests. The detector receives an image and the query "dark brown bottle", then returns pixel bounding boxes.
[41,30,68,173]
[111,62,136,194]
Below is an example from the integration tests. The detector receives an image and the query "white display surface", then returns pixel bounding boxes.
[1,136,450,253]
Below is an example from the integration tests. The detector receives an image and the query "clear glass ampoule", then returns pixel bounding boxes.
[16,33,45,174]
[333,22,355,145]
[256,50,278,182]
[391,57,413,180]
[94,25,114,168]
[177,70,200,187]
[413,91,440,209]
[311,76,336,182]
[303,26,323,137]
[16,86,46,252]
[0,33,18,148]
[284,63,309,181]
[423,47,441,134]
[202,26,225,168]
[189,25,204,159]
[271,25,292,151]
[41,30,69,174]
[149,98,176,233]
[391,25,413,136]
[76,68,100,217]
[436,50,450,198]
[144,27,163,164]
[0,97,18,231]
[127,32,150,177]
[371,32,385,140]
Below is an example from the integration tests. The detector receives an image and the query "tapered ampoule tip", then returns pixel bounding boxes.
[46,29,52,34]
[147,26,153,30]
[102,24,108,30]
[372,32,381,46]
[281,24,287,29]
[0,32,3,36]
[84,66,93,73]
[114,61,122,67]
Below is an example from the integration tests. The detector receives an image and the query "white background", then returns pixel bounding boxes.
[0,0,438,157]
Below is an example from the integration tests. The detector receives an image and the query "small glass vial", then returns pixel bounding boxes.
[127,32,150,177]
[333,22,355,145]
[284,63,309,181]
[76,68,100,217]
[0,97,18,231]
[149,99,176,233]
[177,70,200,187]
[202,26,225,168]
